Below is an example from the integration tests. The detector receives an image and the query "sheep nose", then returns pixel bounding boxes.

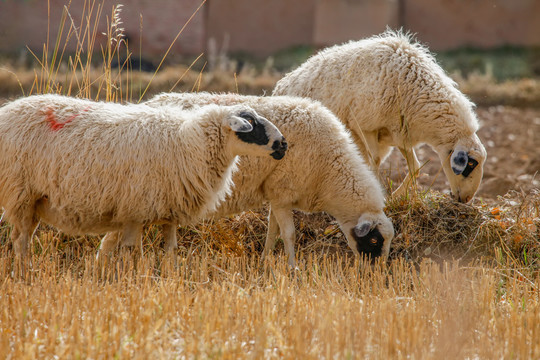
[273,138,287,151]
[270,138,288,160]
[454,194,470,203]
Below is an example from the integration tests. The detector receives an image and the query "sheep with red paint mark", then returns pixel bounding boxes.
[0,94,287,258]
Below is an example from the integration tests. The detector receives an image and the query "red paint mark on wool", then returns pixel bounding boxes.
[44,107,72,131]
[44,106,91,131]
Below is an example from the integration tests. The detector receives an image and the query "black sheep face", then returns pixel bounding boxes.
[234,110,288,160]
[351,226,385,258]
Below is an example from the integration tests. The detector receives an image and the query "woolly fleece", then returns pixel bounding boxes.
[103,93,394,266]
[0,94,283,256]
[273,30,487,203]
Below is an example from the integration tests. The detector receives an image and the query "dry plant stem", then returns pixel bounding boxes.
[21,0,209,103]
[169,53,204,93]
[392,146,421,198]
[139,0,207,101]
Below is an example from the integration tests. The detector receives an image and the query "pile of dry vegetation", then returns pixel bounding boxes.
[4,188,536,273]
[159,188,540,272]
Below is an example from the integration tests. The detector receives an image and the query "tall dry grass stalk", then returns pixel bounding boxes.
[139,0,207,101]
[23,0,129,101]
[20,0,209,103]
[0,0,283,103]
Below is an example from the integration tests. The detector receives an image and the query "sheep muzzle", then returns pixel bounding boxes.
[270,138,288,160]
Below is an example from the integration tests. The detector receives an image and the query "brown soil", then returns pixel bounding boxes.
[382,106,540,201]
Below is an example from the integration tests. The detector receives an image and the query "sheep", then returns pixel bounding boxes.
[0,93,287,258]
[100,92,394,266]
[273,29,487,203]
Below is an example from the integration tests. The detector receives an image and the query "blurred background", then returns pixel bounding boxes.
[1,0,539,79]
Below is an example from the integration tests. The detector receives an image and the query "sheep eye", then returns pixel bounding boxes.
[370,238,378,245]
[462,157,478,178]
[239,112,255,123]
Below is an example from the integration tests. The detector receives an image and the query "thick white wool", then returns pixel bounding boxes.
[273,30,487,202]
[0,94,282,256]
[120,92,394,265]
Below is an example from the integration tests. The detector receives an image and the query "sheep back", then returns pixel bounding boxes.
[273,30,480,155]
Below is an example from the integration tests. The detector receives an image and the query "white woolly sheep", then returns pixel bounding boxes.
[101,92,394,266]
[0,94,287,258]
[273,30,487,203]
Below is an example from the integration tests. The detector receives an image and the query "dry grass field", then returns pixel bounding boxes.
[0,1,539,358]
[0,215,538,358]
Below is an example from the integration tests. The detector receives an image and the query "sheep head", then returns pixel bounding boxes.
[223,105,288,160]
[439,134,486,203]
[340,213,394,261]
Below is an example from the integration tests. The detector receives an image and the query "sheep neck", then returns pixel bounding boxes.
[395,88,477,150]
[319,150,384,224]
[165,119,235,223]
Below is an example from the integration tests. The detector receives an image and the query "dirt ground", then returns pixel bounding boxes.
[382,106,540,201]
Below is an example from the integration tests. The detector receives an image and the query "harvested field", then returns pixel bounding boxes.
[0,3,538,354]
[0,96,538,357]
[0,235,538,358]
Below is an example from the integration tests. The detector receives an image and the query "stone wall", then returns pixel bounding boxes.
[0,0,538,60]
[205,0,316,57]
[0,0,206,59]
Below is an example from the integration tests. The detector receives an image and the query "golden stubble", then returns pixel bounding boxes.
[0,243,538,359]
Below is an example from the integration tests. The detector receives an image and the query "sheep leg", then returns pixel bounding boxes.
[11,209,39,258]
[362,130,383,169]
[162,224,178,252]
[393,147,421,197]
[96,231,121,259]
[120,223,144,255]
[360,130,397,189]
[262,207,280,259]
[272,207,296,267]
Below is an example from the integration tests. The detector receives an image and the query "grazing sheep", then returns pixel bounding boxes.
[273,30,487,203]
[102,93,394,266]
[0,94,287,258]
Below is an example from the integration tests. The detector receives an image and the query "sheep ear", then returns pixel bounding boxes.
[226,116,253,133]
[451,149,468,175]
[354,222,372,238]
